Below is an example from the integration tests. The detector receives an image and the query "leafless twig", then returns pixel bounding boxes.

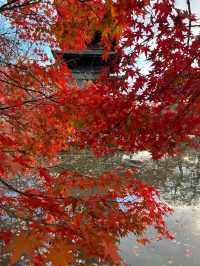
[186,0,192,46]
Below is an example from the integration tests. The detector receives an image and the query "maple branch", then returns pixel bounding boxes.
[0,176,79,202]
[189,24,200,27]
[186,0,192,46]
[78,0,91,2]
[171,83,200,129]
[0,64,59,94]
[0,99,41,110]
[0,204,72,228]
[0,0,41,13]
[0,176,121,208]
[147,50,200,101]
[0,76,59,105]
[0,0,18,12]
[167,24,200,29]
[0,177,63,200]
[0,177,29,197]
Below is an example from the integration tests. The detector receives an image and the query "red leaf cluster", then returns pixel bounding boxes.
[0,0,199,265]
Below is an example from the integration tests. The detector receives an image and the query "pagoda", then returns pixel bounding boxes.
[62,31,116,87]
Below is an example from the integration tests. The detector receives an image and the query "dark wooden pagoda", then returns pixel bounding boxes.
[62,32,116,87]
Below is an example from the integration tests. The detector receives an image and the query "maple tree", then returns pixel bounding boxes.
[0,0,200,265]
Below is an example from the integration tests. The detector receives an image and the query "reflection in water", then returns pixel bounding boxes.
[120,206,200,266]
[120,148,200,266]
[136,148,200,206]
[40,148,200,265]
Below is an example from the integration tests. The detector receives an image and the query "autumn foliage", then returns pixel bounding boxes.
[0,0,200,265]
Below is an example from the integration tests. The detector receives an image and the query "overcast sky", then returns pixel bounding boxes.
[176,0,200,31]
[176,0,200,14]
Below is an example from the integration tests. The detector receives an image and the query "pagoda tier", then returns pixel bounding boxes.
[62,49,115,87]
[59,31,117,86]
[62,49,115,69]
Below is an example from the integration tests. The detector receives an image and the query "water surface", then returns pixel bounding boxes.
[120,149,200,266]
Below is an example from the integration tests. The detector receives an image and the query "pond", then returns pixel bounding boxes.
[3,148,199,265]
[120,148,200,266]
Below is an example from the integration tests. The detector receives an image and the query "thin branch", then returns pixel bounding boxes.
[0,176,120,204]
[0,99,41,110]
[190,24,200,27]
[0,177,29,197]
[0,0,41,13]
[187,0,192,46]
[0,176,76,202]
[147,50,200,101]
[0,76,59,104]
[0,204,71,228]
[0,0,18,12]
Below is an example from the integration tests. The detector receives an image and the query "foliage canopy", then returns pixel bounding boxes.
[0,0,199,265]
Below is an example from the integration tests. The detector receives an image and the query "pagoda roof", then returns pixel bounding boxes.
[62,49,116,69]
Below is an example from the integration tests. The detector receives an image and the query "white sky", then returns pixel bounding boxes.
[137,0,200,75]
[176,0,200,34]
[176,0,200,14]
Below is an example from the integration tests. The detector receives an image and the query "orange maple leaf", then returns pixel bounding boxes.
[8,232,43,265]
[102,235,121,265]
[45,239,74,266]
